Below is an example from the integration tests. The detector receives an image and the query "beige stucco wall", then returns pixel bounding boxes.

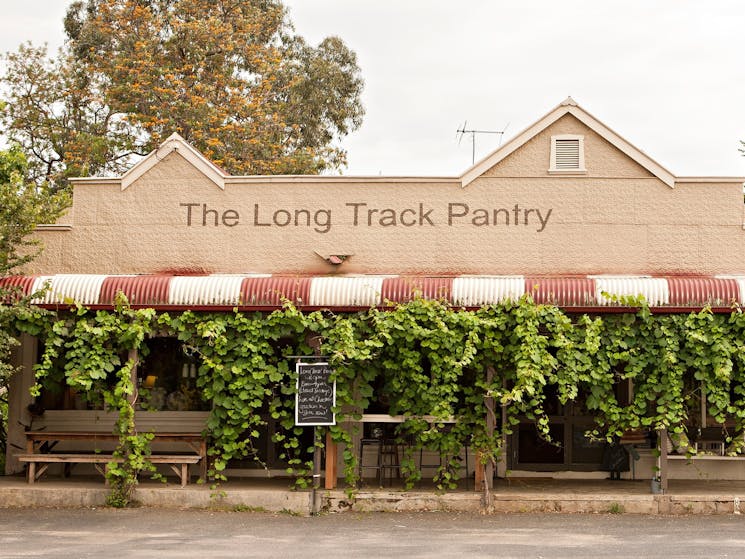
[483,114,656,179]
[25,115,745,276]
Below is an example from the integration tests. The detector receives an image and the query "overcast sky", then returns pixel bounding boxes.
[1,1,744,178]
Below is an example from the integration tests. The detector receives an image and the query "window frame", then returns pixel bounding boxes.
[549,134,586,174]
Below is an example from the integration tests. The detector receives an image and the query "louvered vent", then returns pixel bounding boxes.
[554,139,580,169]
[550,135,585,172]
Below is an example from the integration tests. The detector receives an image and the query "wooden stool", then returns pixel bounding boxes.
[358,427,405,486]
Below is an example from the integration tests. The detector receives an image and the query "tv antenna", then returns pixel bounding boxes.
[456,121,509,164]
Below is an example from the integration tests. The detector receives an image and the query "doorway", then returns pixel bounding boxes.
[509,387,606,471]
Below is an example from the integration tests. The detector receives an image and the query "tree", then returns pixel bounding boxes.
[0,143,68,464]
[1,0,364,189]
[1,45,139,190]
[0,145,68,275]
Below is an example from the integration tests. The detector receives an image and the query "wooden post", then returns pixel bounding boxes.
[497,398,508,478]
[483,366,496,494]
[127,348,139,406]
[700,381,707,428]
[474,452,484,490]
[311,427,322,514]
[659,427,669,493]
[325,430,338,489]
[7,334,37,475]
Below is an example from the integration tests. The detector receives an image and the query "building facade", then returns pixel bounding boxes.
[5,98,745,484]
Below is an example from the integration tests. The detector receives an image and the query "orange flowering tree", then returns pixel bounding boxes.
[2,0,364,189]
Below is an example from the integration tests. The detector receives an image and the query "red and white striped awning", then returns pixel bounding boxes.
[2,274,744,312]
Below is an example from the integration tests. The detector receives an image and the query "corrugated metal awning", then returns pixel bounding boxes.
[308,276,387,307]
[168,275,245,306]
[31,275,109,306]
[452,276,525,307]
[100,275,169,306]
[593,277,670,307]
[667,277,740,307]
[381,277,453,303]
[0,275,37,303]
[2,274,744,312]
[526,277,595,306]
[240,276,311,307]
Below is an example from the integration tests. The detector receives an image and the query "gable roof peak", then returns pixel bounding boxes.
[460,98,675,189]
[163,132,187,142]
[120,133,226,191]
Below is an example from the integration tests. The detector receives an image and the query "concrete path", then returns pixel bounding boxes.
[3,475,745,515]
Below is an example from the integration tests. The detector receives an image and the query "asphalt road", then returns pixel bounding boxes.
[1,508,744,558]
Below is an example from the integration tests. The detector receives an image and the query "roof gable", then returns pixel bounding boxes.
[460,97,675,188]
[120,133,226,191]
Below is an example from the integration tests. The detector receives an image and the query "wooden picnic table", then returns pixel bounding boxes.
[22,430,208,484]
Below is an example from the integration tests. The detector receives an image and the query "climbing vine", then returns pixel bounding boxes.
[30,296,156,506]
[160,304,329,488]
[15,293,745,502]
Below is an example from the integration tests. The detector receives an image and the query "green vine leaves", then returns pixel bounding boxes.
[18,292,745,495]
[29,296,156,506]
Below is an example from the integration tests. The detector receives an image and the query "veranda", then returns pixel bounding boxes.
[6,274,745,499]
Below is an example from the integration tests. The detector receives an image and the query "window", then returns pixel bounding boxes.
[549,134,585,173]
[137,338,209,411]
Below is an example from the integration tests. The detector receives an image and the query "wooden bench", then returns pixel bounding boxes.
[668,454,744,462]
[24,429,208,481]
[17,453,201,488]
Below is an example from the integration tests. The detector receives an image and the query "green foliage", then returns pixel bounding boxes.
[0,45,136,190]
[161,304,327,488]
[0,145,69,274]
[2,0,364,189]
[0,146,68,460]
[17,293,745,495]
[31,296,156,506]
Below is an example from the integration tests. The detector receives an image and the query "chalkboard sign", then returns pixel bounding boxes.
[295,362,336,426]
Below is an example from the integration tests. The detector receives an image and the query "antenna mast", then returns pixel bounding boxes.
[456,121,508,164]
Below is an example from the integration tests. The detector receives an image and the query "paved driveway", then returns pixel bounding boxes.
[1,508,744,558]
